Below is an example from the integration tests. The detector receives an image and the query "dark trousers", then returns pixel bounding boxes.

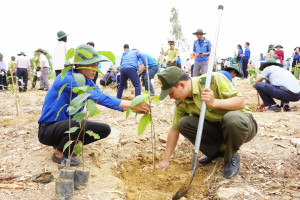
[255,82,300,106]
[55,70,62,77]
[32,67,41,88]
[178,112,257,163]
[38,119,111,157]
[100,79,113,86]
[143,65,159,95]
[0,71,7,90]
[242,59,249,78]
[177,63,182,69]
[191,64,194,77]
[7,71,16,85]
[17,68,28,92]
[117,67,141,99]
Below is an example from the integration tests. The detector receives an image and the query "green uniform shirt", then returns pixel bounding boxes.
[172,72,252,130]
[164,48,179,62]
[33,55,40,68]
[157,56,164,66]
[8,61,15,72]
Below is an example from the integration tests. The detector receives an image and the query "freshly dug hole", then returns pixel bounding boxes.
[115,156,208,200]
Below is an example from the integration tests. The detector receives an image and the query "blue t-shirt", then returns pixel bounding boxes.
[177,57,181,64]
[121,50,146,70]
[139,53,158,68]
[193,38,211,63]
[260,57,265,61]
[38,70,122,123]
[238,49,243,63]
[293,52,300,60]
[244,48,251,60]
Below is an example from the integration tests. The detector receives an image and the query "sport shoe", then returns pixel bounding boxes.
[51,154,80,166]
[283,103,291,112]
[224,153,240,179]
[261,104,281,112]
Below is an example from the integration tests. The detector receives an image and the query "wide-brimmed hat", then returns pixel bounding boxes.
[157,67,186,100]
[17,52,26,56]
[0,53,3,57]
[260,53,263,57]
[73,44,102,65]
[107,67,115,72]
[192,29,206,35]
[259,58,283,71]
[116,66,120,72]
[268,44,275,50]
[35,48,44,53]
[275,44,283,48]
[57,30,68,40]
[286,57,291,61]
[223,64,242,78]
[11,56,15,60]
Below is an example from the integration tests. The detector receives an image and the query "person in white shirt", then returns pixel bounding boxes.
[52,31,68,77]
[14,52,31,92]
[253,58,300,112]
[36,49,50,91]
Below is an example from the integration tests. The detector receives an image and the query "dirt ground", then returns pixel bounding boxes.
[0,77,299,200]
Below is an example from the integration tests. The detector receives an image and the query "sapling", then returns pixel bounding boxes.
[248,66,261,109]
[7,75,24,115]
[292,63,300,79]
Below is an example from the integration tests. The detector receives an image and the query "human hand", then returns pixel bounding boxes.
[157,160,169,171]
[196,53,203,57]
[201,88,215,107]
[258,103,265,111]
[40,68,43,72]
[132,102,150,114]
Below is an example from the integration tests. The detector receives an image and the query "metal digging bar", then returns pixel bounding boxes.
[172,5,224,200]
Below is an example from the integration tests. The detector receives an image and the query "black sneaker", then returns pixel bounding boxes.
[261,104,281,112]
[224,153,240,179]
[283,103,291,112]
[51,154,80,166]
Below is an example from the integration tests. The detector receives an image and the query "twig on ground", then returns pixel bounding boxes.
[204,161,220,183]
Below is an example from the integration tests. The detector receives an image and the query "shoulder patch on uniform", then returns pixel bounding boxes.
[175,100,182,107]
[199,76,214,84]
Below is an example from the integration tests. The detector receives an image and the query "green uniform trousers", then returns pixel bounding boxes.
[178,111,257,163]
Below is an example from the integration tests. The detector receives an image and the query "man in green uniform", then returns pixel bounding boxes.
[161,41,179,67]
[156,67,257,179]
[7,56,16,85]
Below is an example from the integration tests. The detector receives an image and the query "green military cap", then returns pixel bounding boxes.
[11,56,15,60]
[0,53,3,57]
[223,64,242,77]
[268,44,275,50]
[116,66,120,71]
[260,53,263,57]
[35,48,44,53]
[192,29,207,35]
[168,40,175,44]
[259,58,283,71]
[107,67,115,72]
[73,44,102,65]
[275,44,283,48]
[157,66,186,100]
[57,30,68,40]
[17,52,26,56]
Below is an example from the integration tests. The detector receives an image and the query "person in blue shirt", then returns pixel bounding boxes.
[117,49,146,99]
[139,53,159,95]
[292,47,300,74]
[241,42,251,78]
[87,42,102,84]
[176,56,181,69]
[38,44,150,166]
[192,29,211,77]
[218,64,242,83]
[236,44,244,78]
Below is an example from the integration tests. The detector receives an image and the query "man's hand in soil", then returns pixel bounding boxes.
[157,160,169,171]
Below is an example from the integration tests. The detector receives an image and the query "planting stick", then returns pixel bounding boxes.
[145,58,156,168]
[173,5,224,200]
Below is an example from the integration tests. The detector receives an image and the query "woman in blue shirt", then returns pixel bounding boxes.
[237,44,244,77]
[292,47,300,73]
[38,44,150,166]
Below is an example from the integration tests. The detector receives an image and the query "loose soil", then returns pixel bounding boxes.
[0,77,299,200]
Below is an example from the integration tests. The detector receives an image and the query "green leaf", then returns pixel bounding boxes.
[74,73,86,87]
[72,86,96,94]
[151,95,159,104]
[87,99,99,117]
[70,93,91,108]
[67,102,85,115]
[57,83,69,100]
[61,66,72,80]
[65,126,79,134]
[97,51,116,63]
[131,94,148,107]
[66,48,76,61]
[77,49,93,59]
[74,141,83,155]
[55,104,68,120]
[74,55,83,62]
[126,108,132,119]
[138,114,151,136]
[86,130,100,140]
[72,112,86,124]
[142,90,150,95]
[63,140,74,153]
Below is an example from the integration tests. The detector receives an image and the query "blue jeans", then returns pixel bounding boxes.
[117,67,141,99]
[143,65,159,95]
[255,82,300,106]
